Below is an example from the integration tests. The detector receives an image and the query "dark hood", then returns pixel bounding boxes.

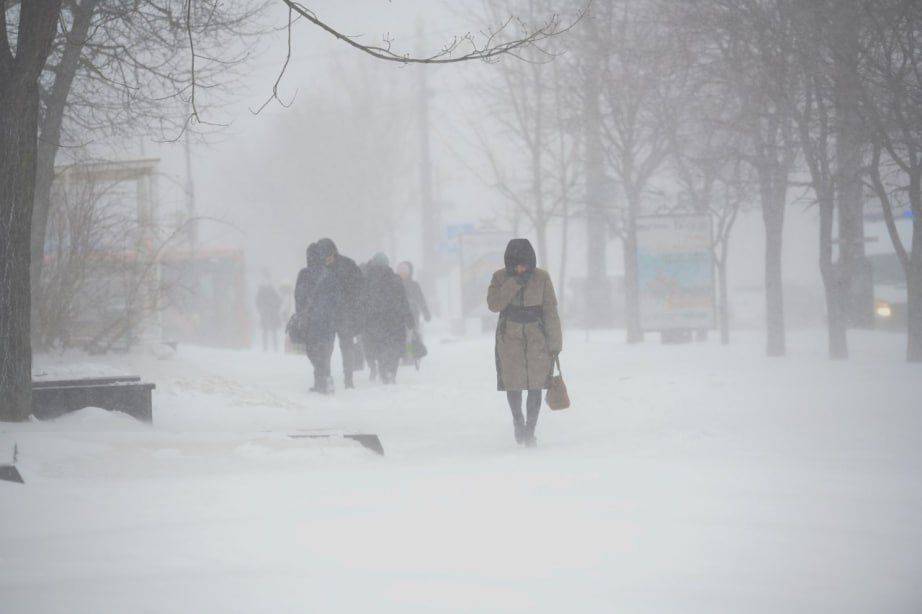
[306,242,321,266]
[315,238,338,260]
[504,238,536,272]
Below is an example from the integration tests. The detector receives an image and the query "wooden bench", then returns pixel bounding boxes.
[32,376,156,423]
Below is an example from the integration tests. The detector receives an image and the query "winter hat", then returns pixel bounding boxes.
[370,252,390,267]
[306,242,320,266]
[504,238,536,272]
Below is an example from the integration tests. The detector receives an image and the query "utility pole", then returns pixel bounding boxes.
[417,20,439,313]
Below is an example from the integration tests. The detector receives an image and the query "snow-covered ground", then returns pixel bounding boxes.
[2,328,921,613]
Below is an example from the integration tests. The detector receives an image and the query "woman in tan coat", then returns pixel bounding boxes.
[487,239,562,447]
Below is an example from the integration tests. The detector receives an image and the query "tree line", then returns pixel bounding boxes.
[471,0,921,362]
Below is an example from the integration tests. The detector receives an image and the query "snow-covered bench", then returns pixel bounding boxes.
[32,376,155,423]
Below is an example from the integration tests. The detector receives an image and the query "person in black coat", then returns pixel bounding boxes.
[295,243,336,392]
[294,243,322,318]
[361,253,414,384]
[396,260,430,367]
[396,261,430,329]
[312,238,364,391]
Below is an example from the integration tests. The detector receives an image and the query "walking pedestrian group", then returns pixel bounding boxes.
[270,236,564,448]
[288,239,424,393]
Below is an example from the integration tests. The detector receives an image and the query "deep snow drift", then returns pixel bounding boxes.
[2,328,920,613]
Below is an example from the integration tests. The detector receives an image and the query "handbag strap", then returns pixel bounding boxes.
[550,355,562,377]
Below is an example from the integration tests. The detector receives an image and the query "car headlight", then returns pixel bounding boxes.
[876,301,892,318]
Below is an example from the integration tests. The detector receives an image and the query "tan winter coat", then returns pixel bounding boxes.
[487,268,563,391]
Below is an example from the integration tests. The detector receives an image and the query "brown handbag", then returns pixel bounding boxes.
[545,356,570,410]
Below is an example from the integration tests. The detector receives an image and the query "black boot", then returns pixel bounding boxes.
[507,391,525,445]
[513,419,525,445]
[524,389,540,447]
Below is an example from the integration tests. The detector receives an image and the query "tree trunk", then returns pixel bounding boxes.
[623,205,644,343]
[817,188,848,359]
[822,266,848,360]
[0,91,41,421]
[908,243,922,363]
[534,220,548,271]
[558,200,569,314]
[29,141,56,346]
[832,0,866,334]
[0,0,64,422]
[718,256,730,345]
[908,182,922,362]
[30,0,99,347]
[763,197,786,357]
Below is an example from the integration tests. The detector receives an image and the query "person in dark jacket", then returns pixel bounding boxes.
[362,253,415,384]
[487,239,562,447]
[294,243,322,315]
[313,238,364,391]
[396,261,430,328]
[295,243,336,393]
[256,270,282,352]
[396,261,430,367]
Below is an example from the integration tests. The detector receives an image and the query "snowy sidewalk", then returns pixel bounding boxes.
[1,329,920,613]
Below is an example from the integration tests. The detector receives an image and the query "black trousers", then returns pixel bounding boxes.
[306,333,335,382]
[507,389,541,436]
[376,346,402,383]
[337,332,357,381]
[364,335,402,383]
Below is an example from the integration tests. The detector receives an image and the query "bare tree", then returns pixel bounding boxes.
[471,0,582,287]
[860,0,922,361]
[35,166,123,350]
[663,68,750,345]
[549,54,582,312]
[30,0,270,340]
[689,0,798,357]
[594,0,678,343]
[573,5,613,328]
[783,0,873,360]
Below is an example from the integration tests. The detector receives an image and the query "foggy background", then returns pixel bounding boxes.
[116,0,823,327]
